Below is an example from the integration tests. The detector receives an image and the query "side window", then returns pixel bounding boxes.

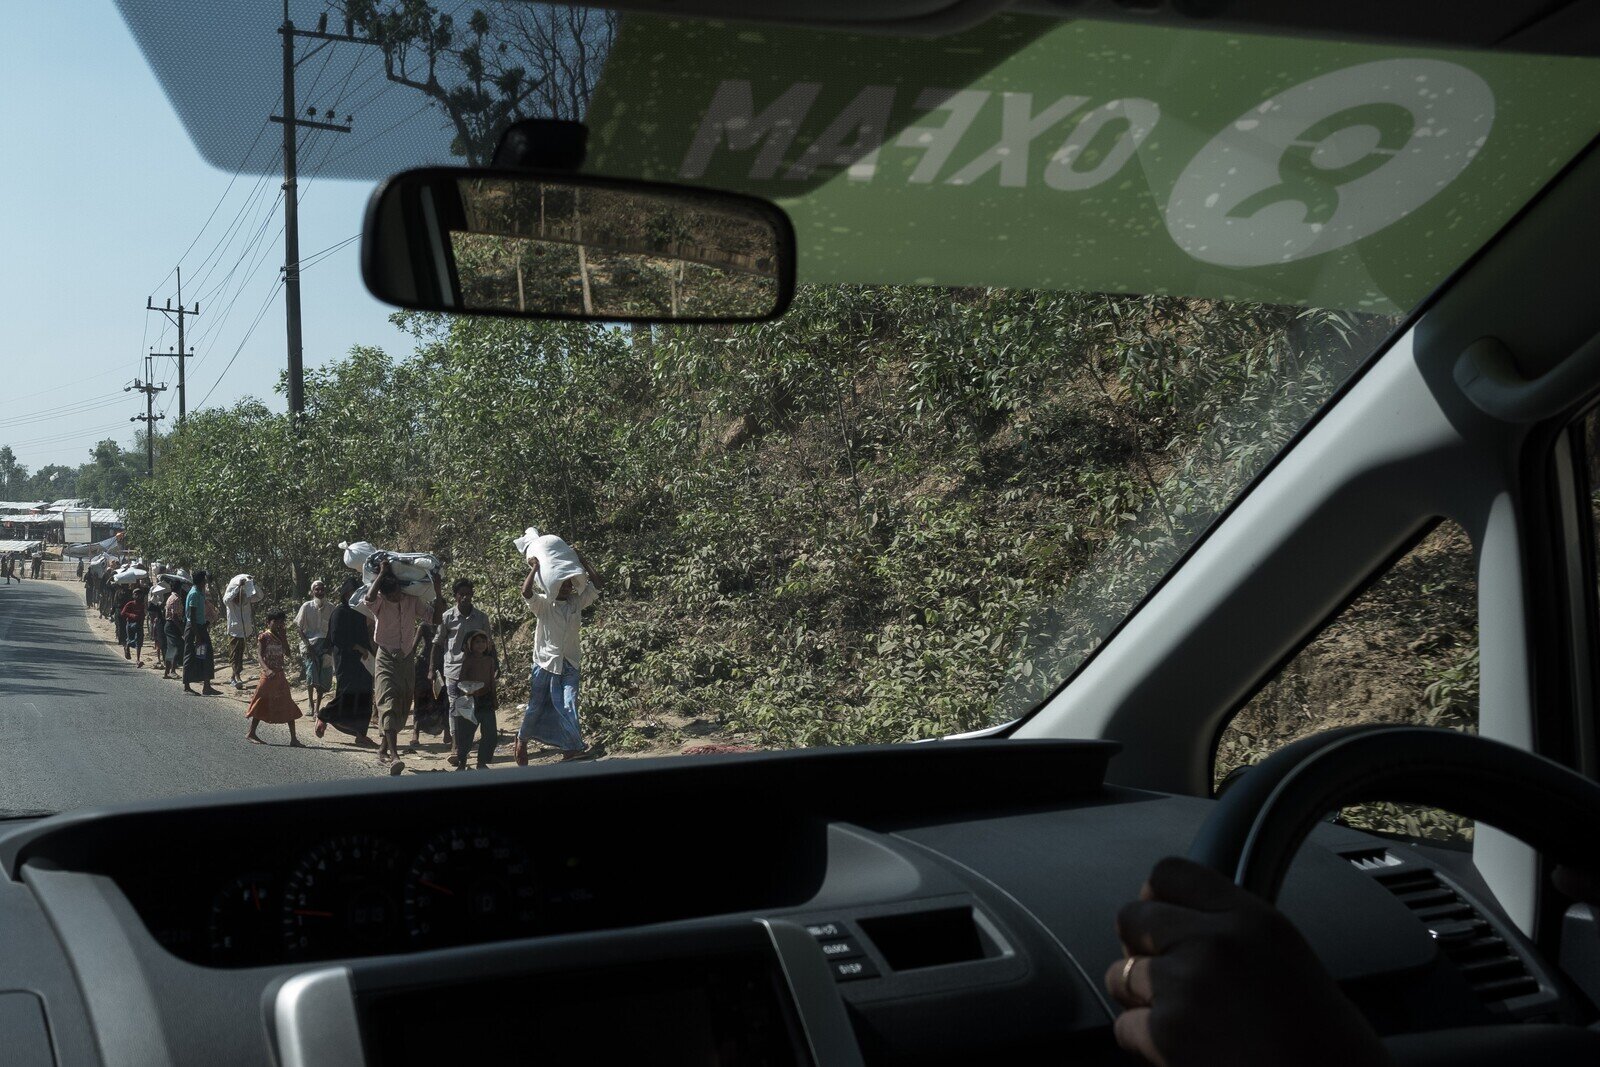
[1214,520,1478,844]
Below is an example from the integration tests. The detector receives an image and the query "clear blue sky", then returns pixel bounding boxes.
[0,0,428,474]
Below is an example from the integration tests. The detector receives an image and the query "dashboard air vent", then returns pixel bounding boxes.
[1344,848,1402,871]
[1374,869,1540,1011]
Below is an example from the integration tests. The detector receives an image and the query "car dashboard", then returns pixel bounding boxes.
[0,741,1582,1065]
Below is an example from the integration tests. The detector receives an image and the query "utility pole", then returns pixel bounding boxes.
[148,266,199,424]
[271,5,354,418]
[127,355,168,477]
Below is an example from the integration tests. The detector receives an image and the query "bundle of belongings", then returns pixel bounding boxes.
[339,541,441,616]
[113,560,148,584]
[65,534,123,560]
[512,527,586,595]
[153,568,190,599]
[224,573,265,605]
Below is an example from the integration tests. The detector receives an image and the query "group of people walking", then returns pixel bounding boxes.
[101,568,230,697]
[87,547,605,775]
[1,550,41,582]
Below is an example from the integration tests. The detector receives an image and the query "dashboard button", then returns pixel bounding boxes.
[805,920,846,938]
[832,957,879,981]
[818,937,861,960]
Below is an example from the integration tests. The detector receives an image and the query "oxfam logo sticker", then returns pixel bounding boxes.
[1166,59,1494,268]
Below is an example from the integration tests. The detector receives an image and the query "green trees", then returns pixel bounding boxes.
[0,448,22,498]
[74,440,146,507]
[123,287,1390,751]
[0,439,148,507]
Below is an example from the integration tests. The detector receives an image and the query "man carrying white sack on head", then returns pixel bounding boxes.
[514,529,603,765]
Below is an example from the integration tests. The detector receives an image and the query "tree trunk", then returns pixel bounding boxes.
[575,188,594,315]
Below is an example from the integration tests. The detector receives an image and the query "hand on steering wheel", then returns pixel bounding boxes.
[1106,855,1392,1067]
[1109,725,1600,1067]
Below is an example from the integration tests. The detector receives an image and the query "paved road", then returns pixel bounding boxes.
[0,579,383,815]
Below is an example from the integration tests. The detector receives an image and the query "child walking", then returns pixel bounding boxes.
[449,631,499,770]
[245,610,304,746]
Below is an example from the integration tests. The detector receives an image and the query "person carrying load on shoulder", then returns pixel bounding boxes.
[223,574,263,691]
[514,533,603,765]
[364,559,443,772]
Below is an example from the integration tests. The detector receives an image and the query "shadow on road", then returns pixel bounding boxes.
[0,584,158,699]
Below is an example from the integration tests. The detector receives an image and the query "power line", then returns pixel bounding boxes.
[172,126,272,281]
[0,393,129,428]
[324,100,432,170]
[188,195,293,365]
[0,422,134,453]
[188,181,283,310]
[298,232,360,271]
[149,121,272,297]
[2,369,145,409]
[184,190,287,357]
[195,277,286,411]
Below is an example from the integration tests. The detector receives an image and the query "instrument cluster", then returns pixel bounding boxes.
[191,825,594,966]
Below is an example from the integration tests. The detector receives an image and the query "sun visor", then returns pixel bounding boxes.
[585,15,1600,312]
[117,0,1600,313]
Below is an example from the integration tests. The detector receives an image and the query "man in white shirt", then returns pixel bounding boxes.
[224,576,257,690]
[294,580,336,719]
[515,547,602,765]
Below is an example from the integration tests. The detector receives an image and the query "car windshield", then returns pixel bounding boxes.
[3,2,1598,812]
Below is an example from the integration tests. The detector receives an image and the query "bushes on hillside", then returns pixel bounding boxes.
[125,286,1395,752]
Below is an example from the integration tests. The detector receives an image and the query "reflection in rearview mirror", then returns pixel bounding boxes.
[363,169,794,323]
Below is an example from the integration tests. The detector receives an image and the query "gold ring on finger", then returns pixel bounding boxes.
[1121,954,1140,999]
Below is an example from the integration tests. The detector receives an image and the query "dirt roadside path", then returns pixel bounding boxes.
[77,587,746,776]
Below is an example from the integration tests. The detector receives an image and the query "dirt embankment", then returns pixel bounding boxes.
[1216,521,1478,841]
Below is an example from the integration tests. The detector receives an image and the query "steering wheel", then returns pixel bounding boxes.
[1189,724,1600,1065]
[1191,725,1600,901]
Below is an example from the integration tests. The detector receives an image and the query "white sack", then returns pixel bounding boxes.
[346,541,439,586]
[340,541,377,573]
[362,552,438,585]
[65,534,122,560]
[512,527,586,593]
[113,567,147,584]
[225,574,265,604]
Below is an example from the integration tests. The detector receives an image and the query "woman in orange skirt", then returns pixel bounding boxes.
[246,610,304,746]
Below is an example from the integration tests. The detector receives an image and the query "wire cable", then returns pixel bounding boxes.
[194,278,287,411]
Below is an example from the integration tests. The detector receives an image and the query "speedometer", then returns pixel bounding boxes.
[404,826,536,946]
[207,873,277,964]
[281,835,402,958]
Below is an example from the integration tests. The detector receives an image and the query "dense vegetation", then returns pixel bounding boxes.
[123,286,1403,759]
[1217,521,1480,842]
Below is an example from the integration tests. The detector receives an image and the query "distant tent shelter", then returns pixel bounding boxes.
[0,506,125,547]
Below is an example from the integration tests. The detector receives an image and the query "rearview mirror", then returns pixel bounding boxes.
[362,168,795,323]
